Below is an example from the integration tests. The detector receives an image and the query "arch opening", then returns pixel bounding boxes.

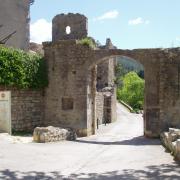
[87,55,145,137]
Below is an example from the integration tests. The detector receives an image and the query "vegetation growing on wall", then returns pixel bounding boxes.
[0,45,48,89]
[77,37,96,48]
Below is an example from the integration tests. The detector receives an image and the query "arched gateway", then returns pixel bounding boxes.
[43,13,180,138]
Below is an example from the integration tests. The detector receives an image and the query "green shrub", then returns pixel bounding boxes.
[77,37,96,48]
[0,45,48,89]
[117,72,144,110]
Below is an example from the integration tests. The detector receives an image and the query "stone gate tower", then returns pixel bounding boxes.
[43,13,117,136]
[44,13,94,136]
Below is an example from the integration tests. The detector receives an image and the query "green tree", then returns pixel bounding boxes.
[117,72,144,111]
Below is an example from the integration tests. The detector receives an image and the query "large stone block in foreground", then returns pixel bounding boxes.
[33,126,77,143]
[161,128,180,161]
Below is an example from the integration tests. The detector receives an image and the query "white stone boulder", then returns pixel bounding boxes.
[33,126,77,143]
[161,128,180,161]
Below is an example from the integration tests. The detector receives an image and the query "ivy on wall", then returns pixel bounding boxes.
[0,45,48,89]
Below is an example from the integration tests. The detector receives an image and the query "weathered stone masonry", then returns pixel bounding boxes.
[43,41,94,136]
[44,31,180,138]
[96,92,104,125]
[0,87,44,132]
[52,13,88,41]
[93,48,180,137]
[96,39,117,125]
[43,13,117,136]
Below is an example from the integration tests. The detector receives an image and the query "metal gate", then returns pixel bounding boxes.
[0,91,11,134]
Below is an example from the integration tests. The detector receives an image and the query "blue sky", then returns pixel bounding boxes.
[30,0,180,49]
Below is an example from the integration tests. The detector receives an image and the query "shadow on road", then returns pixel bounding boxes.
[75,136,160,146]
[0,163,179,180]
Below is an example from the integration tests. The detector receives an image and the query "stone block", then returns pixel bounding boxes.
[169,128,180,136]
[174,139,180,161]
[161,129,180,162]
[33,126,77,143]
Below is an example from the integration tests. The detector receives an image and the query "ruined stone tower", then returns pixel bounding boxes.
[43,13,117,136]
[52,13,88,41]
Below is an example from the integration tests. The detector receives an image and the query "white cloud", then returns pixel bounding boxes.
[30,19,52,44]
[145,20,150,25]
[128,17,150,25]
[94,10,119,21]
[176,37,180,41]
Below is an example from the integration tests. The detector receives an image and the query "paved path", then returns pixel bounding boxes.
[0,103,179,180]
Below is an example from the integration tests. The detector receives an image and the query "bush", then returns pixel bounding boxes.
[77,37,96,48]
[117,72,144,110]
[0,45,48,89]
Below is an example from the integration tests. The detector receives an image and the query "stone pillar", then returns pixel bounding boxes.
[143,60,161,138]
[91,66,97,134]
[159,57,180,131]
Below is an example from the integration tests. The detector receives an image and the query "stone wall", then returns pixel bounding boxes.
[96,92,104,125]
[96,38,117,125]
[93,48,180,137]
[103,92,117,124]
[0,0,30,50]
[159,56,180,130]
[95,91,117,126]
[43,40,117,136]
[0,87,44,132]
[110,88,117,123]
[43,40,94,137]
[97,39,116,89]
[97,61,108,89]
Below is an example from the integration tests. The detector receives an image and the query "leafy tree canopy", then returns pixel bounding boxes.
[117,71,144,111]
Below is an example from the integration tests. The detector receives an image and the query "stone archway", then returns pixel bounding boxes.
[43,13,180,138]
[44,38,180,138]
[86,48,180,138]
[89,55,145,136]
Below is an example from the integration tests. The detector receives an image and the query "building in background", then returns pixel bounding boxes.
[0,0,31,50]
